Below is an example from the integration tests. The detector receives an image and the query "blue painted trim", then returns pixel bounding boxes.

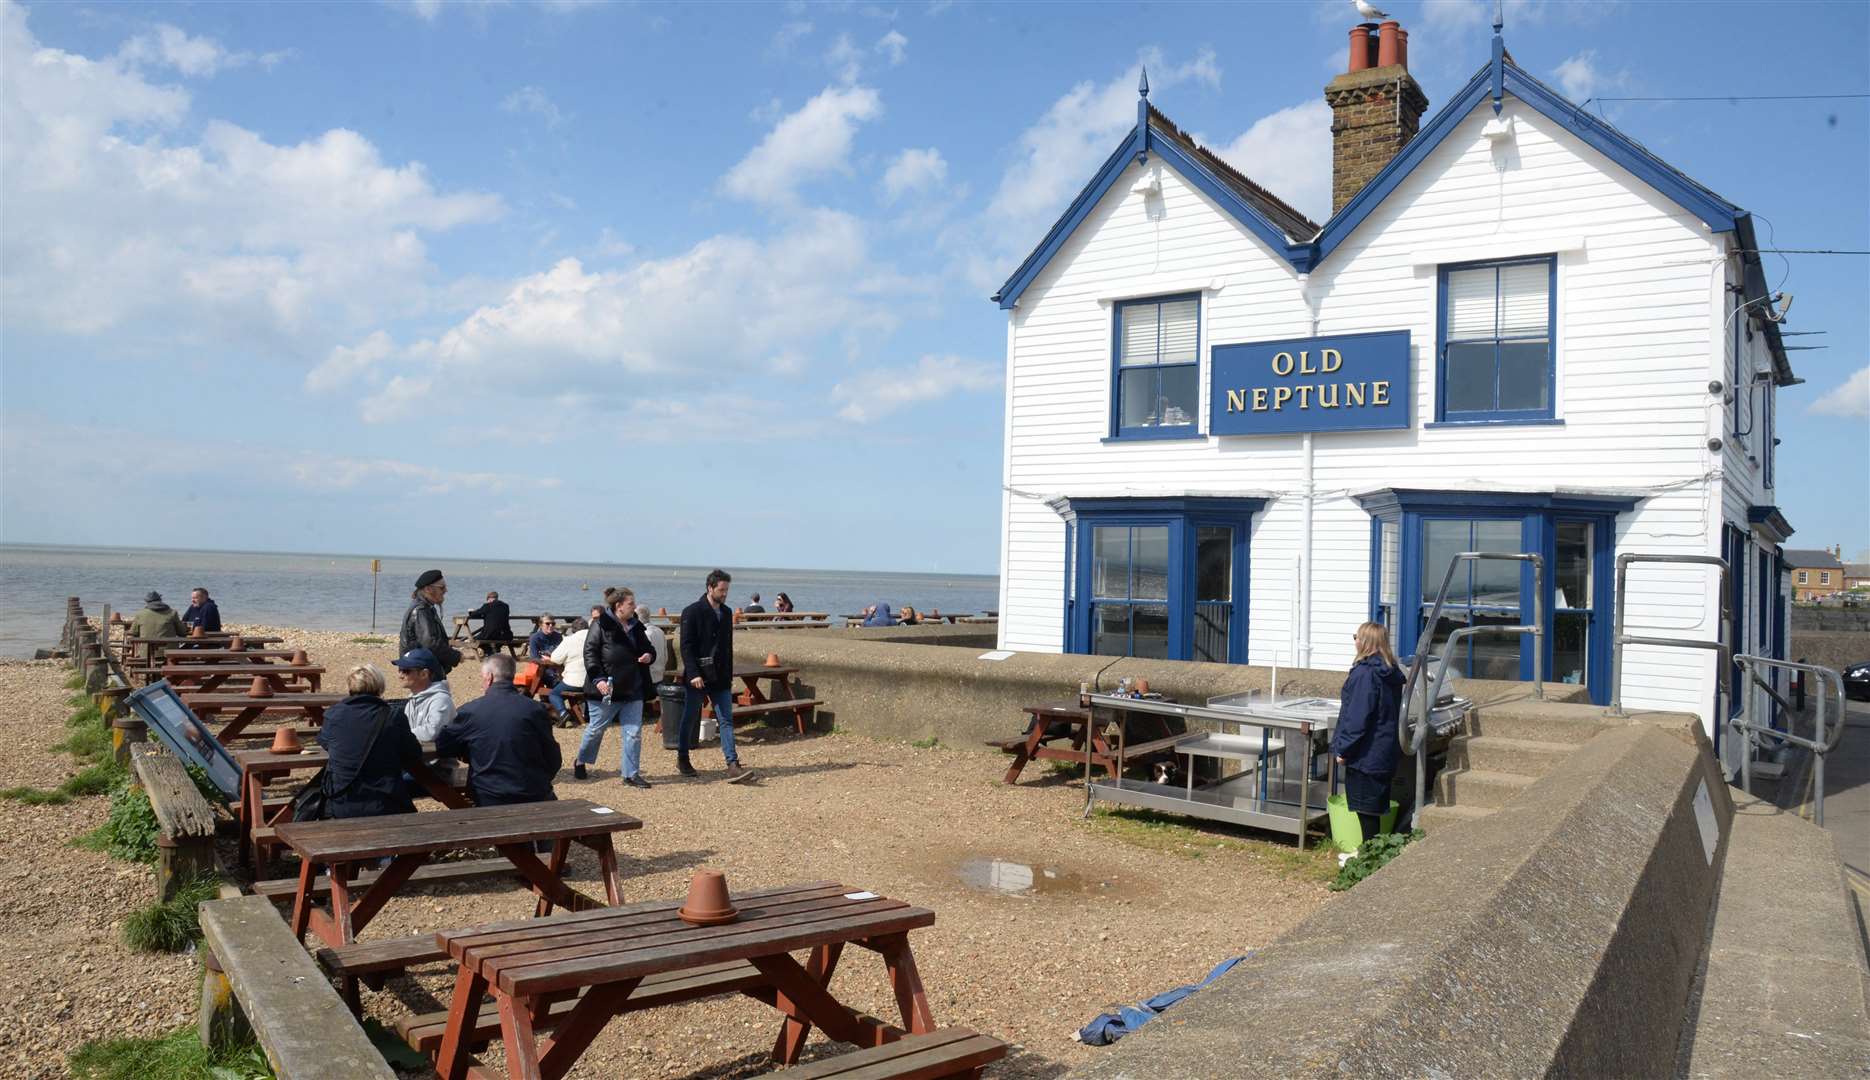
[1353,488,1640,514]
[1144,135,1315,267]
[1423,418,1566,430]
[993,130,1142,310]
[1435,255,1557,422]
[1490,32,1505,115]
[1746,505,1795,543]
[1111,293,1203,438]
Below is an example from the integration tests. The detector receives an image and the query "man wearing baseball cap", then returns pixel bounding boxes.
[391,647,456,743]
[399,570,463,673]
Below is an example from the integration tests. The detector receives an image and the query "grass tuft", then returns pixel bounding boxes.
[67,702,103,729]
[121,876,222,953]
[63,670,87,690]
[75,781,159,863]
[1085,806,1339,883]
[349,635,390,645]
[0,758,126,805]
[68,1022,271,1080]
[909,735,941,749]
[54,722,111,763]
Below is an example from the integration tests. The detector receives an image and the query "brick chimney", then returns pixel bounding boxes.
[1325,20,1429,215]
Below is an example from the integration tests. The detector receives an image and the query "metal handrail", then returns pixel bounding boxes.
[1605,554,1731,726]
[1399,551,1545,824]
[1731,655,1845,826]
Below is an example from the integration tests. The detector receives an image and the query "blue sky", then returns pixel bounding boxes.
[2,0,1865,573]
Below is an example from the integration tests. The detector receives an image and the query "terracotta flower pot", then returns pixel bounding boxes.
[657,607,668,617]
[228,635,245,652]
[290,649,311,667]
[187,624,202,637]
[246,675,274,699]
[270,727,302,754]
[1133,678,1150,695]
[678,869,739,926]
[763,652,781,668]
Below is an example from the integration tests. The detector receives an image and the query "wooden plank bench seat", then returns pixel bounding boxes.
[197,895,396,1079]
[394,960,774,1053]
[731,697,825,735]
[768,1028,1009,1078]
[254,856,518,901]
[130,743,218,902]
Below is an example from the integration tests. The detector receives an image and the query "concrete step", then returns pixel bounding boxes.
[1435,767,1535,809]
[1419,802,1496,831]
[1447,735,1580,779]
[1678,796,1870,1077]
[1464,699,1613,744]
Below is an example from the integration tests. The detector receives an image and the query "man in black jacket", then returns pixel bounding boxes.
[435,653,561,808]
[400,570,463,673]
[678,569,754,782]
[469,591,514,658]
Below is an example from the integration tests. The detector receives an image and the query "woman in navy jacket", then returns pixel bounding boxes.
[317,664,424,819]
[1331,621,1406,844]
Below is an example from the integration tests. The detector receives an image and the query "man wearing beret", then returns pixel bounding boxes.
[127,590,185,640]
[399,570,463,674]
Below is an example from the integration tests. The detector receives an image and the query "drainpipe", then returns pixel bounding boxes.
[1296,272,1322,669]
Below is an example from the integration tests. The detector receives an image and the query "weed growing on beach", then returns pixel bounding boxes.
[121,876,221,953]
[0,758,125,806]
[1329,828,1424,892]
[63,670,86,690]
[75,781,159,864]
[1084,806,1339,883]
[67,701,103,729]
[54,721,111,763]
[349,635,391,645]
[910,735,941,749]
[68,1021,271,1080]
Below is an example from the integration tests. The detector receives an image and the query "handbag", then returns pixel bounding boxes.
[287,701,399,822]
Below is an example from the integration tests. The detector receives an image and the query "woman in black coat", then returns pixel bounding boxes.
[578,586,657,786]
[1331,621,1406,845]
[316,664,425,819]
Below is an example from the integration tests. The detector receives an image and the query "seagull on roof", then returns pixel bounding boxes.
[1355,0,1391,19]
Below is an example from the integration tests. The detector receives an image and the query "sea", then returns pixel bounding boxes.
[0,544,1001,659]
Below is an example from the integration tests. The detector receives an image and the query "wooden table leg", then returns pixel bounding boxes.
[534,838,571,918]
[239,774,262,867]
[1003,721,1048,784]
[288,858,317,940]
[215,706,264,743]
[337,853,427,938]
[436,966,490,1080]
[750,953,900,1064]
[533,978,638,1080]
[497,992,544,1080]
[771,942,843,1063]
[499,843,606,914]
[590,835,622,906]
[877,933,936,1034]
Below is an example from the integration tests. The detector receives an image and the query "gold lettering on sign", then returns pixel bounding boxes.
[1273,386,1292,408]
[1298,350,1317,375]
[1271,352,1295,376]
[1252,388,1268,411]
[1372,380,1391,406]
[1321,348,1343,373]
[1319,384,1340,408]
[1346,382,1366,406]
[1297,385,1313,409]
[1226,389,1247,413]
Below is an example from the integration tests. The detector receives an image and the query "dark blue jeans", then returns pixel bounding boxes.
[679,684,737,767]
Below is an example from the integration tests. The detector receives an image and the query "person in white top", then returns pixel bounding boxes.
[548,618,592,725]
[641,618,669,683]
[392,647,456,741]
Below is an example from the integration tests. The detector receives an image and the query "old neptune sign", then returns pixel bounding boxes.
[1209,330,1411,435]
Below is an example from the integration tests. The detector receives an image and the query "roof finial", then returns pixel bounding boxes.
[1135,67,1151,163]
[1493,0,1503,34]
[1138,67,1149,100]
[1490,1,1506,114]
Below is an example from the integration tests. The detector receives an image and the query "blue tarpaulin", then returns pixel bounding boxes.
[1074,955,1248,1046]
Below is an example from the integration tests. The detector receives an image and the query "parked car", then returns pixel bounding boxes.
[1845,661,1870,703]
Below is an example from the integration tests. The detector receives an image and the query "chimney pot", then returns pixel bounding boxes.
[1377,21,1402,68]
[1347,25,1372,72]
[1398,28,1409,69]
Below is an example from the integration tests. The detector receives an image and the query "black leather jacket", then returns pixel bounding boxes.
[400,596,463,671]
[584,611,655,702]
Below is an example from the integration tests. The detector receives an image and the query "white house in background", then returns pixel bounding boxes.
[988,16,1799,764]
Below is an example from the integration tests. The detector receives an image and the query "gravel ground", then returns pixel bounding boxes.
[0,626,1333,1079]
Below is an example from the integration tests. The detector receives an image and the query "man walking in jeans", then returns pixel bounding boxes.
[678,569,754,782]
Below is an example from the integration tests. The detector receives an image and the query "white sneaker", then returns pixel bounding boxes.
[1337,852,1353,867]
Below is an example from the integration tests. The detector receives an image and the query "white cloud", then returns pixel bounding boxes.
[877,29,908,65]
[1550,50,1629,102]
[1208,98,1333,226]
[826,32,864,83]
[289,452,551,496]
[720,84,882,204]
[501,85,566,128]
[881,146,946,202]
[833,355,1001,422]
[408,0,447,19]
[0,2,502,349]
[306,330,396,392]
[770,20,813,53]
[359,374,436,424]
[1808,365,1870,419]
[118,24,264,77]
[593,227,634,258]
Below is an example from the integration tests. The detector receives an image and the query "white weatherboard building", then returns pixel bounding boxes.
[989,18,1797,765]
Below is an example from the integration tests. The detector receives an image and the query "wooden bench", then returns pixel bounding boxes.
[771,1028,1009,1078]
[394,960,774,1053]
[129,743,218,902]
[197,895,396,1079]
[732,697,826,734]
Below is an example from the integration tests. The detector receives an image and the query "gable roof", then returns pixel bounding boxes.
[990,44,1795,387]
[1782,549,1845,570]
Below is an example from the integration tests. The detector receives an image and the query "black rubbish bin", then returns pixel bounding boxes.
[658,682,694,750]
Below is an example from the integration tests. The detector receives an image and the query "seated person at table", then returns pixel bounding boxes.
[899,604,921,625]
[127,591,186,639]
[527,615,563,688]
[861,601,898,628]
[435,654,561,809]
[469,591,513,657]
[743,593,766,614]
[392,647,456,741]
[318,664,425,819]
[182,587,221,634]
[548,618,591,725]
[774,592,794,614]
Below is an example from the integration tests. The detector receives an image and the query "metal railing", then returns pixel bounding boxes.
[1731,655,1846,826]
[1399,551,1545,822]
[1605,554,1731,724]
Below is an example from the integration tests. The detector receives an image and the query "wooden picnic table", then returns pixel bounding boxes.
[278,799,641,951]
[721,665,824,735]
[431,880,937,1080]
[182,690,342,742]
[121,634,285,664]
[991,699,1186,785]
[148,648,299,664]
[231,744,470,867]
[161,662,323,693]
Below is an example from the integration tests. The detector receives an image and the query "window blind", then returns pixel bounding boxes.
[1120,304,1159,365]
[1157,299,1199,363]
[1497,263,1550,337]
[1445,267,1498,339]
[1447,263,1549,340]
[1120,298,1198,366]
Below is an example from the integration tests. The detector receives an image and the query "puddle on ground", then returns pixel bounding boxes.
[956,856,1116,897]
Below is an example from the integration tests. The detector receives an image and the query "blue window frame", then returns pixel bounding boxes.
[1060,497,1259,662]
[1359,489,1631,705]
[1109,294,1202,441]
[1436,256,1556,423]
